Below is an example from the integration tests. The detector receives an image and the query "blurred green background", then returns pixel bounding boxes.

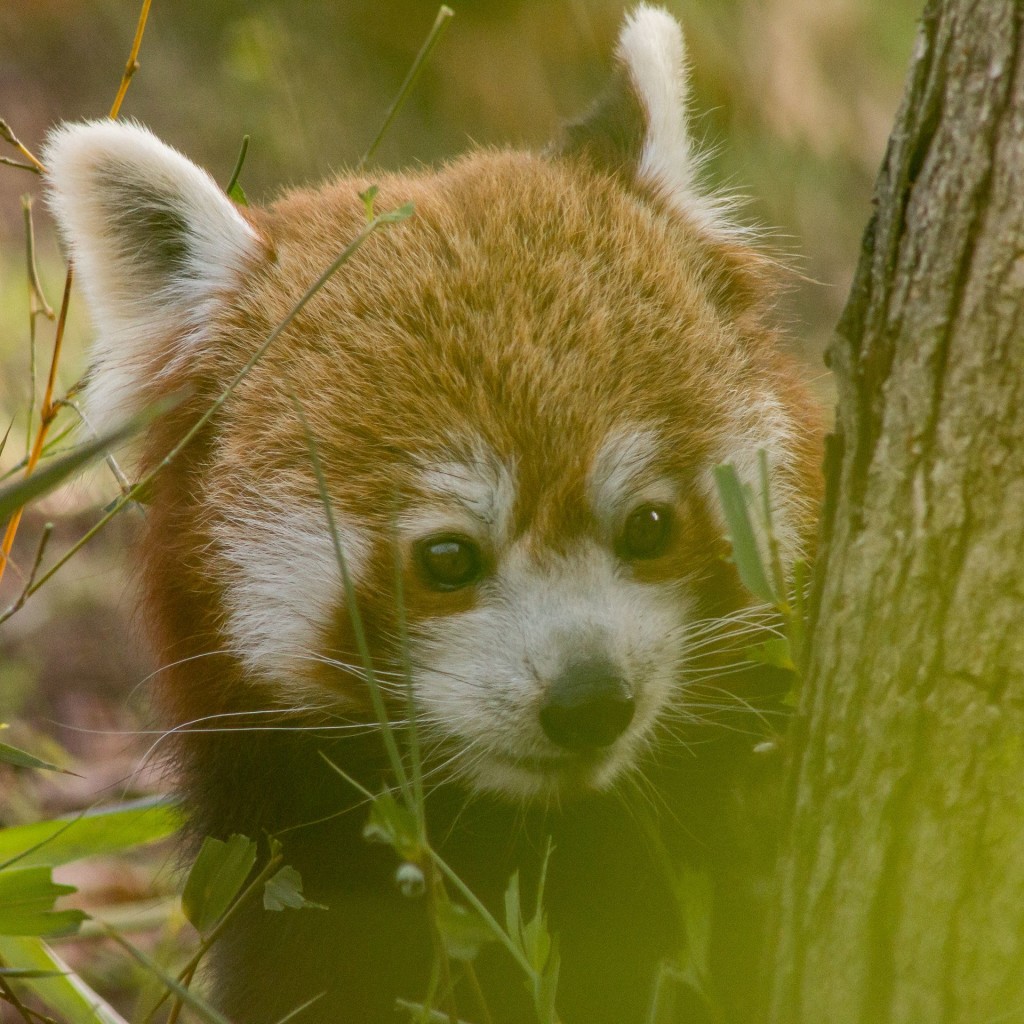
[0,0,917,845]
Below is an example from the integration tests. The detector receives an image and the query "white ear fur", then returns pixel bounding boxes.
[616,5,737,235]
[43,120,262,434]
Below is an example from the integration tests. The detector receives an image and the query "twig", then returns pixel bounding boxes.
[2,522,53,620]
[357,6,454,171]
[0,975,58,1024]
[0,0,155,591]
[23,195,55,462]
[0,272,72,587]
[0,157,41,174]
[0,120,46,174]
[108,0,153,120]
[147,852,285,1024]
[56,398,136,501]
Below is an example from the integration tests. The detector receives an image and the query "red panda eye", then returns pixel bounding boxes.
[618,504,673,560]
[415,536,483,591]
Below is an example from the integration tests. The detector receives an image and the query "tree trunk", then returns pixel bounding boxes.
[765,1,1024,1021]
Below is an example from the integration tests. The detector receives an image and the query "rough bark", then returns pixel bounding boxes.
[766,1,1024,1021]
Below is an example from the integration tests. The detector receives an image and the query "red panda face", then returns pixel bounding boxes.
[44,8,823,803]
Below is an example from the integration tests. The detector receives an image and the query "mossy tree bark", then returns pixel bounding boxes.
[765,1,1024,1021]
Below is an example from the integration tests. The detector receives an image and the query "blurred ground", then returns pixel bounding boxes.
[0,0,920,1014]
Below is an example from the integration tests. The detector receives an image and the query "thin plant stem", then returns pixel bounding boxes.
[391,522,426,830]
[225,134,250,195]
[0,0,153,589]
[0,157,40,174]
[23,195,55,462]
[3,523,53,619]
[357,6,454,171]
[429,850,534,979]
[144,852,285,1024]
[0,272,72,587]
[0,977,58,1024]
[0,120,46,174]
[109,0,153,120]
[295,400,412,805]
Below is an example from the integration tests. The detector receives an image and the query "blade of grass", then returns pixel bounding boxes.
[712,463,775,605]
[357,6,454,170]
[0,398,175,524]
[225,134,250,203]
[294,400,412,807]
[102,928,232,1024]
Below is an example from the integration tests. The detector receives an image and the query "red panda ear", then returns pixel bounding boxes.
[553,5,739,239]
[43,121,265,435]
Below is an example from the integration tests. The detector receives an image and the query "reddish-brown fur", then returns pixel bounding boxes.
[46,9,825,1021]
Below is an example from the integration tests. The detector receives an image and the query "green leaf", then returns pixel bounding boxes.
[712,463,776,604]
[0,739,72,774]
[359,184,379,220]
[0,866,86,937]
[225,134,250,205]
[0,796,183,871]
[0,397,178,522]
[361,790,420,860]
[0,936,128,1024]
[435,900,496,962]
[263,865,326,912]
[377,201,414,225]
[181,834,257,933]
[744,636,795,672]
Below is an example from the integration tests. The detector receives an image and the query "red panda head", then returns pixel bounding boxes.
[44,5,823,801]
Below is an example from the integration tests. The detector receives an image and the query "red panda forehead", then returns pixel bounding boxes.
[395,423,696,556]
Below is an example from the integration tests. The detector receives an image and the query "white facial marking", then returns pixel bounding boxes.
[408,540,690,800]
[616,5,743,236]
[708,393,806,562]
[589,425,675,534]
[215,499,370,688]
[403,446,516,545]
[44,120,261,435]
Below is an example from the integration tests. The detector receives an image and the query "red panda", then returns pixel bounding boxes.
[44,6,823,1023]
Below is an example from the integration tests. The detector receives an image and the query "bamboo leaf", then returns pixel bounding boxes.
[0,867,86,937]
[0,936,128,1024]
[0,796,182,871]
[181,834,257,934]
[0,740,72,774]
[712,463,776,604]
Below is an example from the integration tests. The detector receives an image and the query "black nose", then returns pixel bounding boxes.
[539,659,635,751]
